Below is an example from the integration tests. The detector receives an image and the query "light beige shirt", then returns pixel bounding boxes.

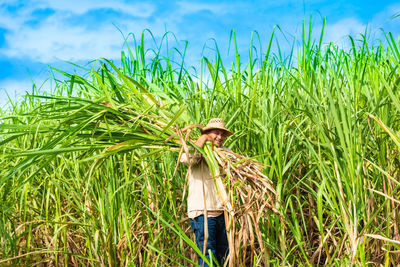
[180,149,224,219]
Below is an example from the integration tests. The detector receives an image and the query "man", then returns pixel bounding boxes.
[180,118,233,266]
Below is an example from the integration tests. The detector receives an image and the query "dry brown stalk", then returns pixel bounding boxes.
[211,147,285,265]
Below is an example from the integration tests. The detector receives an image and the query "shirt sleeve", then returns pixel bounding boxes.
[180,148,202,166]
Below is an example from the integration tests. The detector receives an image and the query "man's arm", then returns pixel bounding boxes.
[194,134,211,148]
[180,133,212,166]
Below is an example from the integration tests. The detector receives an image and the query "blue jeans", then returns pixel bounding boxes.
[189,214,229,267]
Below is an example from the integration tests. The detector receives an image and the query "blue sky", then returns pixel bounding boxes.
[1,0,400,107]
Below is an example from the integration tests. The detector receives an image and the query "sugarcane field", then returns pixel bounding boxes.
[1,15,400,266]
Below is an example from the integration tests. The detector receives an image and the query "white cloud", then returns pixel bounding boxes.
[316,3,400,50]
[39,0,154,17]
[0,5,29,31]
[176,1,234,15]
[0,0,237,65]
[368,3,400,38]
[0,1,162,63]
[323,18,366,47]
[0,79,44,109]
[0,78,53,94]
[2,0,155,17]
[1,14,183,63]
[0,79,35,95]
[2,20,124,62]
[0,0,18,5]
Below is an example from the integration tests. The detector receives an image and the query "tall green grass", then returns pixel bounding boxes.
[1,19,400,266]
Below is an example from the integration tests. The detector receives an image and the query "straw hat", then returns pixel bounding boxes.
[201,118,233,136]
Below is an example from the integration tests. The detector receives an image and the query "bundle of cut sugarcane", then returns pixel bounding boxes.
[211,146,285,266]
[213,147,282,218]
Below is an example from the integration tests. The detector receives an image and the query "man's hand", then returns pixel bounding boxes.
[194,133,213,148]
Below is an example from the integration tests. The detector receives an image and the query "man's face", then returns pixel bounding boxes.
[208,129,226,147]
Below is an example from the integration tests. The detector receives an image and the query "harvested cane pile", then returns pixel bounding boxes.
[177,125,285,266]
[213,147,285,266]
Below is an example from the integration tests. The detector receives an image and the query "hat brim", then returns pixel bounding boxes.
[201,126,233,137]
